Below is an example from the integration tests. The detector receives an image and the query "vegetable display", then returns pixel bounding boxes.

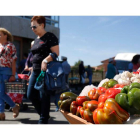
[59,70,140,124]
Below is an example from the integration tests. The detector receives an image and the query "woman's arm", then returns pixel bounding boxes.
[41,45,59,71]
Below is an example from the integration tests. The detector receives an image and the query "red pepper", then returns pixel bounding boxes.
[76,106,82,117]
[83,109,94,123]
[113,84,124,88]
[98,94,107,103]
[76,96,91,106]
[80,107,84,119]
[70,101,78,115]
[133,71,139,74]
[93,98,130,124]
[96,87,107,95]
[85,100,98,112]
[106,88,121,99]
[88,88,99,100]
[98,88,121,103]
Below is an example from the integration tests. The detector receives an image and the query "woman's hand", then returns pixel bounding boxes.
[41,60,47,71]
[24,66,29,71]
[9,75,16,82]
[28,67,33,72]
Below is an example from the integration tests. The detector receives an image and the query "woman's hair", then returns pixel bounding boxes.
[31,16,46,28]
[0,28,13,42]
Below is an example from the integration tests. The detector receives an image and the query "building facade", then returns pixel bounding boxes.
[0,16,60,67]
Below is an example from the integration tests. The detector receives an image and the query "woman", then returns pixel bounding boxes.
[27,16,59,124]
[0,28,20,120]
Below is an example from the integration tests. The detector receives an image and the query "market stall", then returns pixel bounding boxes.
[59,70,140,124]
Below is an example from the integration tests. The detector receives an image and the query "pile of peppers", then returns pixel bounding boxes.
[115,82,140,115]
[59,80,140,124]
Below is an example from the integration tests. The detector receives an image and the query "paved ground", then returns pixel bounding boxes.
[0,96,69,124]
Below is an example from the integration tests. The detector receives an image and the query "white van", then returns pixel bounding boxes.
[114,53,140,73]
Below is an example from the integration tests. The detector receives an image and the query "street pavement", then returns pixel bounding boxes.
[0,95,69,124]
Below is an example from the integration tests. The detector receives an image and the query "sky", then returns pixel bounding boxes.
[59,16,140,67]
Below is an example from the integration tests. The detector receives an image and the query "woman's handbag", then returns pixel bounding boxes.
[34,60,67,91]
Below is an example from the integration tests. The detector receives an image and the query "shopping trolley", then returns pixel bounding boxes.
[5,70,30,110]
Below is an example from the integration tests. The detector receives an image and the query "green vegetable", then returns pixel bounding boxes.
[128,82,140,91]
[115,88,140,114]
[120,86,129,94]
[59,92,78,112]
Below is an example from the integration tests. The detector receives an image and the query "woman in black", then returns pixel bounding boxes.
[27,16,59,124]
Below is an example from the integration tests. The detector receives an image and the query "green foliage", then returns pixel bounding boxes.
[72,60,81,70]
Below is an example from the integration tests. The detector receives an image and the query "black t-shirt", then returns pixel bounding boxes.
[31,32,58,70]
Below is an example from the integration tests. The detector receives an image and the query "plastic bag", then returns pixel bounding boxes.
[79,85,97,96]
[81,76,85,84]
[83,72,86,78]
[98,78,109,87]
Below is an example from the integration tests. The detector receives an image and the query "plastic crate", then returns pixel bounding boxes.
[5,80,27,94]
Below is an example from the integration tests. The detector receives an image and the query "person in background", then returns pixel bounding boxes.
[53,56,71,112]
[105,58,116,79]
[27,16,59,124]
[86,65,93,85]
[61,56,71,84]
[24,41,34,72]
[0,27,20,120]
[128,62,133,72]
[79,61,86,84]
[24,41,34,79]
[19,53,28,74]
[112,60,119,74]
[132,56,140,72]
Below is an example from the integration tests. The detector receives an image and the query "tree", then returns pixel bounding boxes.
[72,60,82,70]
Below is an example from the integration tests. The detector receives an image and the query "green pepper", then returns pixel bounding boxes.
[107,79,118,88]
[115,93,129,111]
[102,82,109,89]
[102,79,118,89]
[128,82,140,91]
[59,92,78,112]
[115,88,140,114]
[120,85,129,94]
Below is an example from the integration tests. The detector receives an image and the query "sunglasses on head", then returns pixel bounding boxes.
[30,25,38,29]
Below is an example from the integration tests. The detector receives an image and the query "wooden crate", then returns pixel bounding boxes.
[60,110,140,124]
[60,110,93,124]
